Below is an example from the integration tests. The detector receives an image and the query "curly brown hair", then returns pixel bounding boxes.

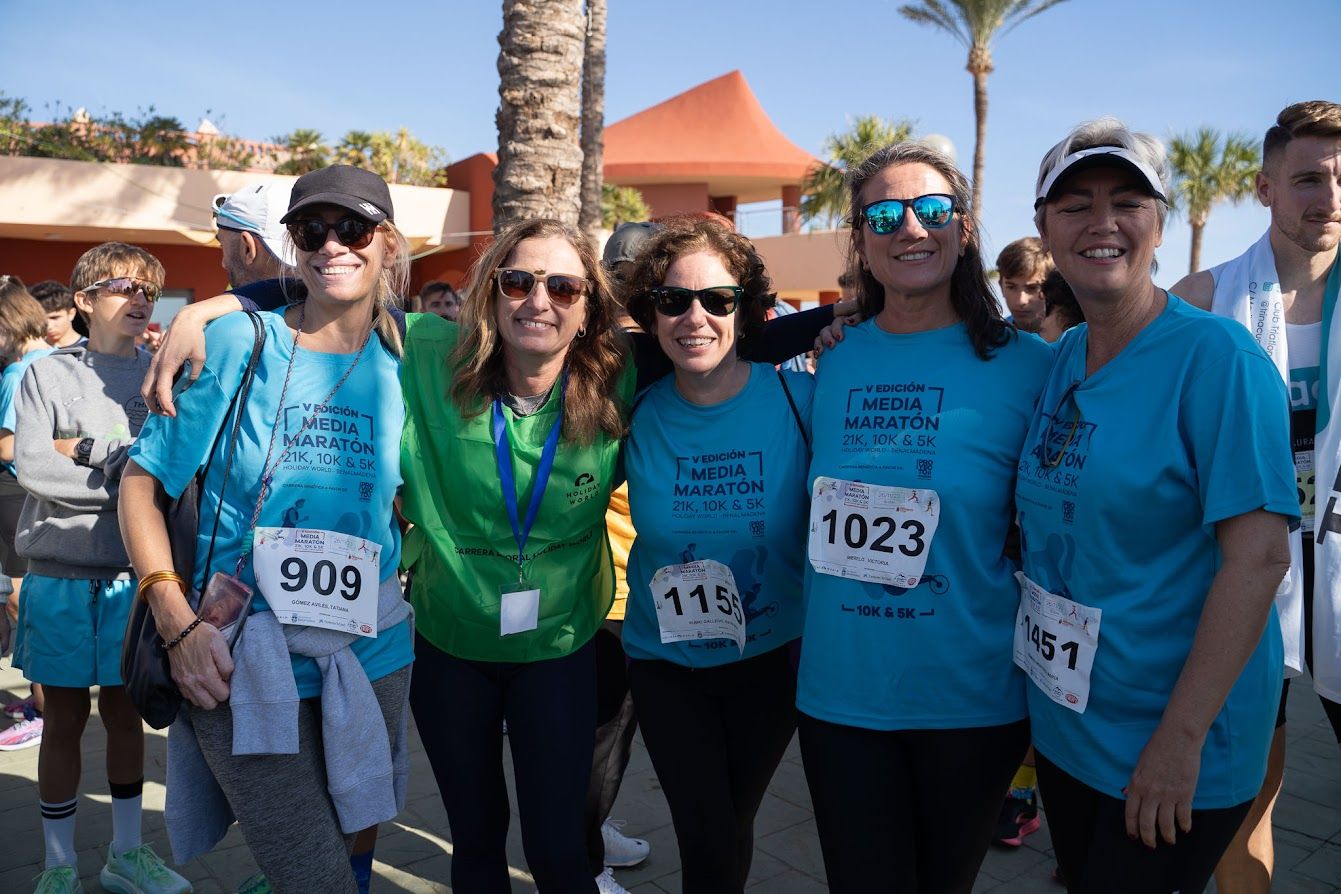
[450,219,627,444]
[621,218,773,344]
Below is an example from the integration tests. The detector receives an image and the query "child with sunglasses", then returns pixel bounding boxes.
[11,244,192,894]
[798,144,1054,894]
[616,217,810,894]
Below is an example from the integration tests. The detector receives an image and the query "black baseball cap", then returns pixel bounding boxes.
[280,165,394,224]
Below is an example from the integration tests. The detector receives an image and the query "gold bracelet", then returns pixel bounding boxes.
[137,570,187,602]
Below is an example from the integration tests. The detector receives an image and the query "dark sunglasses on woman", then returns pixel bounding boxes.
[286,215,379,252]
[649,285,742,317]
[861,194,957,235]
[495,268,590,305]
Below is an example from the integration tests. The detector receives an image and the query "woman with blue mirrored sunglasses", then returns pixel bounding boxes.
[799,143,1053,894]
[860,193,958,235]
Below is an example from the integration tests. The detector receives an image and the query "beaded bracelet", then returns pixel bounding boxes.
[163,616,203,652]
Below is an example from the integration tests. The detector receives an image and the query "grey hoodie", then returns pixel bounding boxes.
[14,344,151,578]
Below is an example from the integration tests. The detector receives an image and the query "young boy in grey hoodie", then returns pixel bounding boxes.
[11,242,190,894]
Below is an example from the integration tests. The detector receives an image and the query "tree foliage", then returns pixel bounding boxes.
[0,92,257,170]
[276,127,448,186]
[898,0,1068,220]
[601,183,649,230]
[802,115,916,227]
[1168,128,1259,273]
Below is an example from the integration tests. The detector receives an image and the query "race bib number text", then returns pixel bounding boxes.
[650,560,745,654]
[253,527,380,637]
[808,477,939,588]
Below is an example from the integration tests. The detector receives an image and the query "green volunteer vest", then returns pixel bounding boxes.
[398,313,630,662]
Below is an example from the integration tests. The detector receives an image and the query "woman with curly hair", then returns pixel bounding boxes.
[617,218,810,893]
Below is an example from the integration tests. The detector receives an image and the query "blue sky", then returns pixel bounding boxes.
[1,0,1337,280]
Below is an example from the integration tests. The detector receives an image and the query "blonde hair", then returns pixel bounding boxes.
[70,242,165,293]
[283,221,410,357]
[451,219,627,444]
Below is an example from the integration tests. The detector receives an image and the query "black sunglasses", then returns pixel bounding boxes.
[649,285,742,317]
[286,216,379,252]
[1041,381,1082,468]
[861,194,957,235]
[495,268,590,305]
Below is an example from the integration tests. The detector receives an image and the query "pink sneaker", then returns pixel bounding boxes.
[0,716,43,750]
[3,694,35,720]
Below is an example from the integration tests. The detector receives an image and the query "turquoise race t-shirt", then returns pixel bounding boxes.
[797,320,1055,730]
[1015,295,1296,808]
[622,364,811,667]
[131,311,412,697]
[0,347,56,475]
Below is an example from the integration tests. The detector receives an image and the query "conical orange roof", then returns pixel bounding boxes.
[604,71,819,202]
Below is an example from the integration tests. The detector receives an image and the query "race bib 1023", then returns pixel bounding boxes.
[808,477,939,588]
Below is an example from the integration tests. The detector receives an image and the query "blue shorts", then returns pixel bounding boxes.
[12,574,135,687]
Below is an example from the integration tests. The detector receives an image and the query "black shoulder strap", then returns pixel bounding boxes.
[199,311,267,580]
[776,370,811,452]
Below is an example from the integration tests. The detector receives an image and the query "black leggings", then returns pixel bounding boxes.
[627,645,797,894]
[585,621,638,875]
[410,633,597,894]
[1036,752,1252,894]
[798,712,1029,894]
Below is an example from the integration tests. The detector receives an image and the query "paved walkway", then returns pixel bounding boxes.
[1,660,1338,892]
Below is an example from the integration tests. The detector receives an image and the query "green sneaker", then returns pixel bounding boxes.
[234,873,272,894]
[33,865,83,894]
[99,843,191,894]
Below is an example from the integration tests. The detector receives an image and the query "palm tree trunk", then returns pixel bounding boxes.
[578,0,607,245]
[970,62,989,223]
[494,0,586,231]
[1189,221,1205,275]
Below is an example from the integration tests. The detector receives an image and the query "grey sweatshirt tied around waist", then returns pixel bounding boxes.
[13,345,151,579]
[165,574,413,864]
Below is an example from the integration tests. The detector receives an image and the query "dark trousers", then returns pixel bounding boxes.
[628,645,797,894]
[410,633,597,894]
[798,712,1030,894]
[585,622,638,874]
[1037,752,1252,894]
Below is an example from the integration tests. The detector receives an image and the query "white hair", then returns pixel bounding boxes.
[1034,117,1170,229]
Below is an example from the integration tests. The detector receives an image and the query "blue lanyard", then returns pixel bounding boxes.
[491,370,566,580]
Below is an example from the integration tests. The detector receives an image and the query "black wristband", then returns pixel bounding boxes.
[163,616,203,651]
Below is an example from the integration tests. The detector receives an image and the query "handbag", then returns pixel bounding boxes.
[122,311,267,729]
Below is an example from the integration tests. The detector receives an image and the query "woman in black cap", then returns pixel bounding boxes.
[122,165,415,894]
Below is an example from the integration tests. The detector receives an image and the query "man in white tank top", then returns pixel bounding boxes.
[1172,99,1341,894]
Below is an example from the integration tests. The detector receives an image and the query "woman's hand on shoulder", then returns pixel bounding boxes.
[142,293,247,417]
[813,310,862,357]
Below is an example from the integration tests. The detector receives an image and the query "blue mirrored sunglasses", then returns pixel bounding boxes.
[861,194,957,235]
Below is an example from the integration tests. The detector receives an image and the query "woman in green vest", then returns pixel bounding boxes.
[398,219,629,893]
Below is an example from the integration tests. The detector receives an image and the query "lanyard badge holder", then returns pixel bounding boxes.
[493,370,566,637]
[211,307,372,636]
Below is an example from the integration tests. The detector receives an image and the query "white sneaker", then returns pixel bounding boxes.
[601,819,649,868]
[595,868,629,894]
